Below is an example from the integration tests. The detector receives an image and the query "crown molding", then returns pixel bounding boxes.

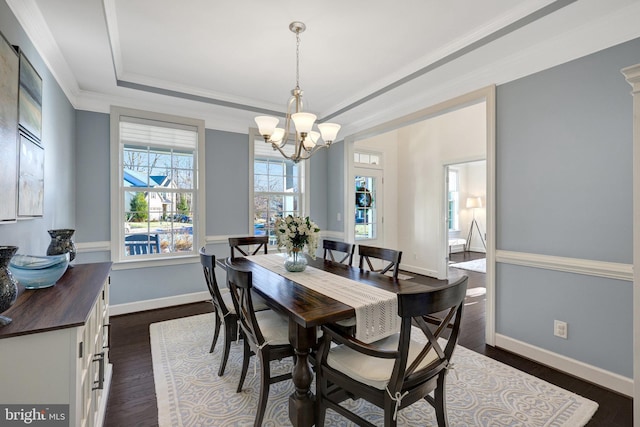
[6,0,80,105]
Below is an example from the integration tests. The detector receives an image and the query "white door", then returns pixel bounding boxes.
[354,168,384,265]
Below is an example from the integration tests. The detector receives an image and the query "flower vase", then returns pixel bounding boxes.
[284,249,307,272]
[0,246,19,326]
[47,229,77,265]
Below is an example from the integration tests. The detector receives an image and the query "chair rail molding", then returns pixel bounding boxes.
[76,241,111,253]
[496,250,632,282]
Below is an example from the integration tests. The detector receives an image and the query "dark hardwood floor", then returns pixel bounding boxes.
[104,252,632,426]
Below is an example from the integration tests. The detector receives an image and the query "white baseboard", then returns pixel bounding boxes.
[400,264,438,278]
[495,333,633,397]
[110,291,210,316]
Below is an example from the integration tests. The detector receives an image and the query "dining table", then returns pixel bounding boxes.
[225,253,462,427]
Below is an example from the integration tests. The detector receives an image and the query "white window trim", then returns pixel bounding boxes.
[109,106,205,269]
[248,128,310,242]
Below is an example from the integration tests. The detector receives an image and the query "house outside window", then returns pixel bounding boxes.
[250,131,307,245]
[111,107,205,263]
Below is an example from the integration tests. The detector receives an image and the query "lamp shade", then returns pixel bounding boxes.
[466,197,482,209]
[270,127,285,144]
[291,112,316,133]
[303,131,319,150]
[317,122,341,142]
[255,116,279,137]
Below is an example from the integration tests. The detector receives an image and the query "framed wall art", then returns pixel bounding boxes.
[0,31,19,222]
[18,51,42,143]
[17,133,44,217]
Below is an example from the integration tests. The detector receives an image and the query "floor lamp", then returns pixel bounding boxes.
[465,196,486,252]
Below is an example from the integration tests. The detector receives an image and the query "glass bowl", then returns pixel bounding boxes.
[9,253,70,289]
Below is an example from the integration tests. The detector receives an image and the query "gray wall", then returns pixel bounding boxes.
[75,111,110,243]
[495,37,638,377]
[0,0,76,255]
[326,141,345,232]
[205,128,251,236]
[309,148,328,230]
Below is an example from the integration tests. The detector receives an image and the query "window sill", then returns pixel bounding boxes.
[111,254,199,270]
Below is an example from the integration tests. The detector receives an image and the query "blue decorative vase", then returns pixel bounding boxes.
[0,246,19,326]
[284,249,307,272]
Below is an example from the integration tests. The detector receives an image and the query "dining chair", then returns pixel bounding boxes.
[358,244,403,280]
[227,237,270,311]
[225,261,295,427]
[323,239,355,266]
[228,236,269,259]
[333,243,402,332]
[199,247,239,376]
[316,275,468,427]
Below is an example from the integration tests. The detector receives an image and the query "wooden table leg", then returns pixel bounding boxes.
[288,322,316,427]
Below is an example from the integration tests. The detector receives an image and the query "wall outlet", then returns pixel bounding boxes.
[554,320,568,339]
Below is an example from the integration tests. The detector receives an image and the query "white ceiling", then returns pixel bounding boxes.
[7,0,640,136]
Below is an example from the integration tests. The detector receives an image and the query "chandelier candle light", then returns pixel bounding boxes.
[255,22,341,163]
[275,215,320,272]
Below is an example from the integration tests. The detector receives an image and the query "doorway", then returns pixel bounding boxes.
[344,85,496,345]
[445,160,487,272]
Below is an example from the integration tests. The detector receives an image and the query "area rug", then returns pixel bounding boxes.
[450,257,486,273]
[151,313,597,426]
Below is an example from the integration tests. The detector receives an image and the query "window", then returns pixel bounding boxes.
[251,133,307,245]
[355,175,378,240]
[448,168,460,231]
[110,107,205,263]
[354,151,380,166]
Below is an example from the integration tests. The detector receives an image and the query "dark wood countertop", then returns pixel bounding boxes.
[0,262,112,339]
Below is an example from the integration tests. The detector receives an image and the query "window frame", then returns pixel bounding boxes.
[248,128,310,246]
[110,107,205,268]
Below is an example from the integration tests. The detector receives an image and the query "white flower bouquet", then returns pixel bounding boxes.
[274,215,320,259]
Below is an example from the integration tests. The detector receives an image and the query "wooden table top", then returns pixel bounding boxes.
[227,256,453,329]
[0,262,112,339]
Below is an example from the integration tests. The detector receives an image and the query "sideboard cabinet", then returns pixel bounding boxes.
[0,262,112,427]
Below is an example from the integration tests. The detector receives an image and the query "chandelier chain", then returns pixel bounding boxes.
[295,30,300,90]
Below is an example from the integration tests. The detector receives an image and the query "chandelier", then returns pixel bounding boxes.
[254,22,341,163]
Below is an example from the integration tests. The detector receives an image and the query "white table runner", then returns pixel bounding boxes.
[246,253,400,343]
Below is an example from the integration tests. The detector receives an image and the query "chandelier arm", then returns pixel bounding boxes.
[296,142,331,161]
[279,95,299,148]
[294,135,305,160]
[269,141,295,162]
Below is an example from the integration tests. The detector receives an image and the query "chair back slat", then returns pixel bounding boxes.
[225,262,266,345]
[229,236,268,259]
[323,239,355,265]
[357,244,402,279]
[125,233,160,255]
[199,247,231,317]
